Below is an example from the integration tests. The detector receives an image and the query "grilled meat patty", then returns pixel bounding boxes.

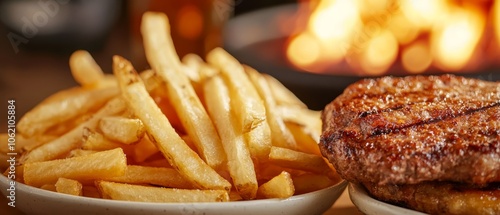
[363,182,500,215]
[320,75,500,186]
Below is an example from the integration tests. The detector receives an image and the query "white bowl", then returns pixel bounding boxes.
[0,175,347,215]
[348,183,427,215]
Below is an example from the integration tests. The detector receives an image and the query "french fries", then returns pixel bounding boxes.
[141,12,226,170]
[24,148,127,187]
[246,66,298,150]
[112,55,231,191]
[55,178,83,196]
[17,86,119,137]
[69,50,105,88]
[98,116,145,144]
[257,171,295,199]
[21,97,126,163]
[204,75,258,199]
[98,181,229,203]
[10,11,340,204]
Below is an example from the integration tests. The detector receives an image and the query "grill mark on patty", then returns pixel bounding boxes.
[368,102,500,137]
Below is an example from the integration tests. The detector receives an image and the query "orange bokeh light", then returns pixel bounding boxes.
[286,0,492,75]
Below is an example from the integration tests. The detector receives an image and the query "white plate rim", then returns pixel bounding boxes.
[1,174,348,215]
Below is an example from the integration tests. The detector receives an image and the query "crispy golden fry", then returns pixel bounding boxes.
[105,165,193,189]
[206,49,271,160]
[69,50,106,86]
[257,171,295,199]
[264,75,307,108]
[268,147,331,174]
[141,12,226,169]
[292,173,335,195]
[277,106,322,143]
[113,55,231,191]
[285,122,321,155]
[98,181,229,203]
[55,178,83,196]
[244,122,272,161]
[132,136,159,163]
[181,53,202,83]
[18,87,119,137]
[206,48,266,132]
[182,53,219,83]
[24,148,127,187]
[21,97,126,163]
[246,66,298,150]
[69,50,105,88]
[205,75,258,200]
[98,116,145,144]
[81,128,131,152]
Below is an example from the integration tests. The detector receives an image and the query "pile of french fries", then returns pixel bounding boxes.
[0,12,339,202]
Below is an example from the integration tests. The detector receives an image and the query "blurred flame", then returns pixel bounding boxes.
[402,41,432,74]
[286,33,321,68]
[360,30,398,75]
[431,7,485,71]
[286,0,492,75]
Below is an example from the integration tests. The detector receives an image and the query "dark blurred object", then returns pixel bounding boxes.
[0,0,121,52]
[233,0,296,15]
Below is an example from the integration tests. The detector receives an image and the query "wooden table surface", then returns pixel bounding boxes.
[1,188,363,215]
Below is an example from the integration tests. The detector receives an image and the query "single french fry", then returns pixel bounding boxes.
[264,74,307,108]
[204,75,258,200]
[21,97,126,163]
[277,106,322,143]
[18,87,119,137]
[246,66,298,150]
[23,148,127,187]
[55,177,83,196]
[181,53,202,83]
[244,121,272,161]
[206,48,266,133]
[132,136,159,163]
[69,50,105,88]
[257,171,295,199]
[268,147,331,174]
[285,122,321,155]
[112,55,231,191]
[81,128,131,152]
[99,116,145,144]
[98,181,229,203]
[105,165,193,189]
[141,12,226,170]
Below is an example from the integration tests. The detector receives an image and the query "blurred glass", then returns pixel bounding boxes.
[129,0,234,69]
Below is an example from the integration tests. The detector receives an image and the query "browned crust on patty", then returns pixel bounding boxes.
[320,75,500,186]
[362,182,500,215]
